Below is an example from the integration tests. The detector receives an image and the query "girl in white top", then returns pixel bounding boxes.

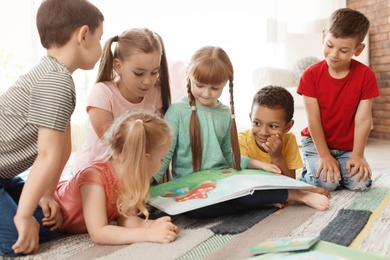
[72,28,171,174]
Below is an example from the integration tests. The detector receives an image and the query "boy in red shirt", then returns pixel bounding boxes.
[297,8,379,191]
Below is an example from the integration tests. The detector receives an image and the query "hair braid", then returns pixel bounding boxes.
[187,81,202,172]
[228,78,241,170]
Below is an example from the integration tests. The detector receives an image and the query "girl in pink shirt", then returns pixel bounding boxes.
[55,111,179,244]
[72,28,171,174]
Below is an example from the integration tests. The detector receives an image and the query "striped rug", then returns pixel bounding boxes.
[14,172,390,260]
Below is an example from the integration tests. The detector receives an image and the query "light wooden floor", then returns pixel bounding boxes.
[364,138,390,173]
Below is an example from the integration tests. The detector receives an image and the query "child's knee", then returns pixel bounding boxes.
[345,176,372,191]
[316,178,339,191]
[301,171,339,191]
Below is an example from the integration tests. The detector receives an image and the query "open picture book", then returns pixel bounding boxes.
[149,168,313,215]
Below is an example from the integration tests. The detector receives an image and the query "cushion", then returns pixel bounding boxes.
[252,67,295,90]
[292,56,320,84]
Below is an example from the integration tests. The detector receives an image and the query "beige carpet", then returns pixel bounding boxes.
[11,172,390,260]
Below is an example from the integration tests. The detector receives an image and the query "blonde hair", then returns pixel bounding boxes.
[186,46,241,172]
[102,111,171,219]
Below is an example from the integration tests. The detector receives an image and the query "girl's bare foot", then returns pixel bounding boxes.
[299,191,330,211]
[272,203,284,209]
[257,203,285,209]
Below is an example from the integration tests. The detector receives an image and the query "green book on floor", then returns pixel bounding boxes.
[248,240,388,260]
[249,234,320,255]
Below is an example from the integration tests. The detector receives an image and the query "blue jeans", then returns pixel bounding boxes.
[0,176,59,257]
[300,137,372,192]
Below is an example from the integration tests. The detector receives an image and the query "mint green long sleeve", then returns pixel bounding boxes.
[153,97,250,183]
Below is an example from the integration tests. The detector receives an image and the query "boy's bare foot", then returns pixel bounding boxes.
[304,186,331,198]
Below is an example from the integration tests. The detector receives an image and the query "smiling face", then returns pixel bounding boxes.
[322,32,364,76]
[114,51,161,103]
[190,77,226,107]
[250,104,293,152]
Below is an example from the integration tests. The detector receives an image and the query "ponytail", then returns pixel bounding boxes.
[95,36,117,83]
[155,33,171,115]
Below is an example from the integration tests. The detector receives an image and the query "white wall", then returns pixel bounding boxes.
[0,0,347,131]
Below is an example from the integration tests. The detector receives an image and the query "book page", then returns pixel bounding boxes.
[149,169,313,215]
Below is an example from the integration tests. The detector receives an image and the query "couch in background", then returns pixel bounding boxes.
[252,66,307,146]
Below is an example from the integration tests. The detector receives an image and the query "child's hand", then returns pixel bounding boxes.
[248,159,282,174]
[39,195,63,230]
[316,154,341,182]
[146,216,179,243]
[262,134,283,158]
[261,162,282,175]
[346,156,372,181]
[12,214,40,255]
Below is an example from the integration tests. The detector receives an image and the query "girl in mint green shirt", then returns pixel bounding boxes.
[153,46,329,218]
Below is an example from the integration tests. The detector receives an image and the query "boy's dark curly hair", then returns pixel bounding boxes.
[252,85,294,123]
